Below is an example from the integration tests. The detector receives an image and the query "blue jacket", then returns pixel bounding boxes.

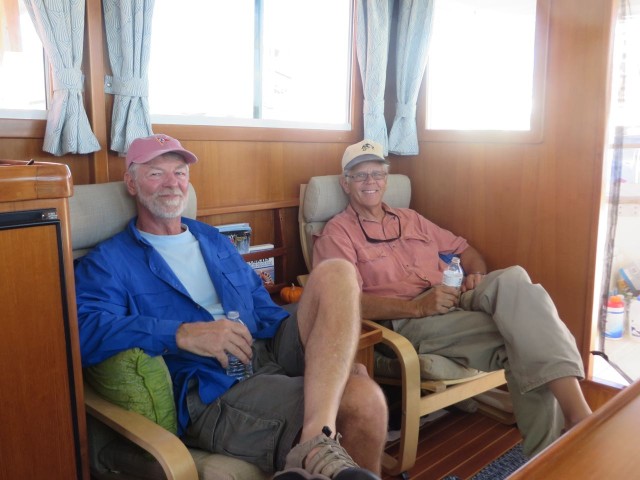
[75,217,288,434]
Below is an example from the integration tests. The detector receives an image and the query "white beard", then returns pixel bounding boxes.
[137,187,188,219]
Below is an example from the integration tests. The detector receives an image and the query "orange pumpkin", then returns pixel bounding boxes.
[280,283,303,304]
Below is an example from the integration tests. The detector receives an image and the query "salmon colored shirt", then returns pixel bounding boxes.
[313,204,469,300]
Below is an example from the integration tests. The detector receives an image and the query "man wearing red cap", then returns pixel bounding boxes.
[75,134,387,480]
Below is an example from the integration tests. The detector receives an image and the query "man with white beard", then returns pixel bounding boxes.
[74,134,386,480]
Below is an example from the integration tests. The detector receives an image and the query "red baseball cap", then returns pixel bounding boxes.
[126,134,198,169]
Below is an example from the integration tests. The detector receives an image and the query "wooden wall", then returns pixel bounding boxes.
[391,0,616,371]
[0,0,617,374]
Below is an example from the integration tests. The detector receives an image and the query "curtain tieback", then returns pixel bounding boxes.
[363,100,385,115]
[395,102,416,118]
[52,68,84,92]
[104,75,149,97]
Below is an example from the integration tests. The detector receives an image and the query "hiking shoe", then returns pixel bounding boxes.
[274,427,380,480]
[272,467,330,480]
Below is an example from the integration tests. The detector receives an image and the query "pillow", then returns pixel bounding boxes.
[84,348,178,434]
[374,351,480,381]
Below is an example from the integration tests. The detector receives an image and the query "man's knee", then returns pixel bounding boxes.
[497,265,531,283]
[309,259,359,294]
[313,258,357,280]
[341,373,387,422]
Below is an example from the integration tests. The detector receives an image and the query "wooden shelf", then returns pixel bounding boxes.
[242,246,286,263]
[197,199,298,217]
[197,199,299,292]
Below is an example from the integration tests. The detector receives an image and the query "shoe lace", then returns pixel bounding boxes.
[305,427,359,478]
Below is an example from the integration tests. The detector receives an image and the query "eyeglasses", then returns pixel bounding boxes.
[345,171,388,183]
[356,211,402,243]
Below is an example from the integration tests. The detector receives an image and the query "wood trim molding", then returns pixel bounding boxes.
[196,199,298,217]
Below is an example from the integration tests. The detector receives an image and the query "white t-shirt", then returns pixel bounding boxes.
[139,226,224,318]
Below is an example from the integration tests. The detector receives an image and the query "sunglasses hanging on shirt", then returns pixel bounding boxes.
[356,211,402,243]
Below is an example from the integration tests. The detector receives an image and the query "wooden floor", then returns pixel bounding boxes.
[382,409,522,480]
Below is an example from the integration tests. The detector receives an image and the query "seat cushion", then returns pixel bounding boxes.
[84,348,178,434]
[189,448,270,480]
[374,351,480,381]
[97,438,270,480]
[303,174,411,223]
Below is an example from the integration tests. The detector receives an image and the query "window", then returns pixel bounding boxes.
[149,0,353,130]
[0,0,48,119]
[423,0,547,142]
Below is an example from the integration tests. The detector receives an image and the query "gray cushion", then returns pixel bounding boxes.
[303,174,411,223]
[69,181,197,258]
[97,438,269,480]
[300,174,411,270]
[189,449,269,480]
[374,352,481,381]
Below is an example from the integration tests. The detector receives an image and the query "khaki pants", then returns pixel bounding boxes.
[387,265,584,457]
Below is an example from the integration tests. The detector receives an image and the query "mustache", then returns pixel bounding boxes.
[155,188,184,197]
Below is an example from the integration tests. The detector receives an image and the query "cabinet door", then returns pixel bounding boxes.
[0,210,83,479]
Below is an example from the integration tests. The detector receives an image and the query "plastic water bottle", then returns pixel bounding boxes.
[226,311,253,381]
[604,295,625,339]
[442,257,464,288]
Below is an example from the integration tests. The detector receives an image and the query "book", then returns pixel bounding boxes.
[215,222,251,254]
[247,244,275,286]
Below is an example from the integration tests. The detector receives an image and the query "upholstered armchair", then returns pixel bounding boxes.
[70,181,269,480]
[298,175,509,478]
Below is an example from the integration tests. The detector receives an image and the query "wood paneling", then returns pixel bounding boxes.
[582,378,621,410]
[509,380,635,479]
[0,162,89,479]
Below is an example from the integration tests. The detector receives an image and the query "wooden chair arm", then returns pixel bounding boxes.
[84,384,199,480]
[362,319,421,387]
[362,320,422,474]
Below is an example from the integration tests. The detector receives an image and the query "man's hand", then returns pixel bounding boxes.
[411,285,460,317]
[461,272,485,293]
[176,318,253,368]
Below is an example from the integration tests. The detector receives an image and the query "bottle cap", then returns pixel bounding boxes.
[608,295,625,308]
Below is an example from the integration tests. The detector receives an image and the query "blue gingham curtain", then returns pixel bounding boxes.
[102,0,154,154]
[388,0,434,155]
[24,0,100,156]
[356,0,391,155]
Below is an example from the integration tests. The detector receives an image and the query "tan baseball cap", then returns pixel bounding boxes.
[341,139,388,171]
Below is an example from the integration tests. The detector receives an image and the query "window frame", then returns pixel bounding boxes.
[148,0,358,139]
[1,0,362,145]
[419,0,550,144]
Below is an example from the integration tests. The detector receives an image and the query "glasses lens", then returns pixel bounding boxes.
[350,171,387,182]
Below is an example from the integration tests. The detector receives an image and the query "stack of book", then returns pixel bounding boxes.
[247,244,275,287]
[215,222,251,254]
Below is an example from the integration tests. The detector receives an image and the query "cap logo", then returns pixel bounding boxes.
[361,142,375,151]
[155,135,168,145]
